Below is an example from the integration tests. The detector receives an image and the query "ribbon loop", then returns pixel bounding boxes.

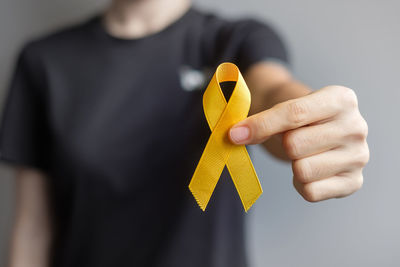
[189,62,263,212]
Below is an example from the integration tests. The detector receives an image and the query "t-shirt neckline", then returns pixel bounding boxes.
[91,7,194,43]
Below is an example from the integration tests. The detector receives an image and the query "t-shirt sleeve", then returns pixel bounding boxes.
[213,18,289,72]
[237,19,289,71]
[0,44,50,171]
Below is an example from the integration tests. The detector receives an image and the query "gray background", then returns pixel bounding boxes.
[0,0,399,266]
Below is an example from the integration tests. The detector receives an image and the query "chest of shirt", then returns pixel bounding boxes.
[43,46,210,177]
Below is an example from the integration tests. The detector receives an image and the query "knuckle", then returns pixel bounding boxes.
[358,117,369,138]
[345,115,369,141]
[354,143,370,167]
[350,143,369,168]
[286,100,308,125]
[283,131,303,159]
[341,174,364,197]
[293,159,312,183]
[302,183,320,202]
[252,114,271,141]
[353,174,364,192]
[338,86,358,108]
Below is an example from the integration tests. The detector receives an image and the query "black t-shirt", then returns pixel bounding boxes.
[0,7,288,267]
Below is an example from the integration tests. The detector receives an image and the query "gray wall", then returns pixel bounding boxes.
[0,1,399,266]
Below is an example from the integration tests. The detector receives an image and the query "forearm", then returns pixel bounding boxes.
[245,63,312,160]
[8,168,52,267]
[9,219,52,267]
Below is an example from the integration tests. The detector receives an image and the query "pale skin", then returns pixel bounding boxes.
[8,0,369,266]
[236,62,369,202]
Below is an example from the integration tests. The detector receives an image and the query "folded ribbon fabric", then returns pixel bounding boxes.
[189,62,263,212]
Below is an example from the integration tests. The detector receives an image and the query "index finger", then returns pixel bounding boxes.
[230,86,351,145]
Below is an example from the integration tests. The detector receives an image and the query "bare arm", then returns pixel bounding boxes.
[244,61,312,160]
[8,168,52,267]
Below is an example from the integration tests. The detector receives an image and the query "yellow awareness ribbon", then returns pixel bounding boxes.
[189,62,263,212]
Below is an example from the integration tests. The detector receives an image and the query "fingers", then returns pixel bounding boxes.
[293,170,364,202]
[291,145,369,184]
[228,84,369,203]
[230,86,357,145]
[291,135,369,202]
[282,122,343,159]
[282,114,368,160]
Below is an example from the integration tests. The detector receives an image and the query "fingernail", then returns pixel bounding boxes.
[230,126,250,144]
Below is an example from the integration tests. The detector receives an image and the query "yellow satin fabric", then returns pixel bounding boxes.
[189,62,263,212]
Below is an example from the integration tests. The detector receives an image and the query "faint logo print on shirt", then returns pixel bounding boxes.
[179,65,212,92]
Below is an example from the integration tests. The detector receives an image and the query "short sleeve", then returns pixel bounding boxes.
[213,18,289,72]
[236,19,289,71]
[0,44,50,171]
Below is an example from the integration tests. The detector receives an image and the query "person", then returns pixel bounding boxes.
[0,0,369,266]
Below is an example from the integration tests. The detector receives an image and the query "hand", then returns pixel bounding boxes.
[229,86,369,202]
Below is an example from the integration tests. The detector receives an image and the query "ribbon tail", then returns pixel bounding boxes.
[189,133,232,211]
[189,159,226,211]
[226,145,263,212]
